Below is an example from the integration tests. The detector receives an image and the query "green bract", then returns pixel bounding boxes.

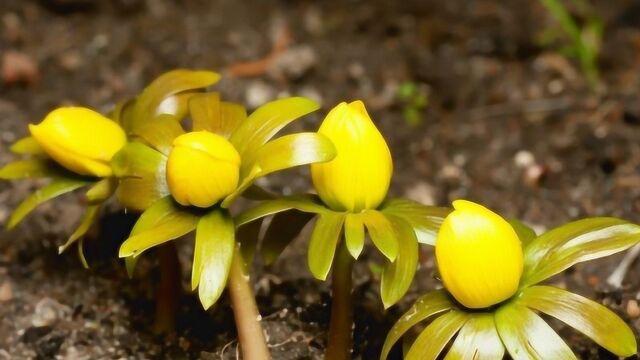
[236,195,451,308]
[112,79,336,309]
[381,217,640,360]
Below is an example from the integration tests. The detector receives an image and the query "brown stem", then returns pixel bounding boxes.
[228,245,270,359]
[326,242,354,360]
[154,242,181,334]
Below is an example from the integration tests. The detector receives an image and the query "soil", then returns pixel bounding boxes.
[1,0,640,359]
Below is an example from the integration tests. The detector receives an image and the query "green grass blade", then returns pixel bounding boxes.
[519,285,637,357]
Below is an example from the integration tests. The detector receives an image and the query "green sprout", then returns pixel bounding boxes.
[382,200,640,360]
[397,81,429,127]
[538,0,602,87]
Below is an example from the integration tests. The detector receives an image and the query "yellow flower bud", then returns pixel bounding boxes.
[310,101,392,212]
[29,107,126,177]
[166,131,241,208]
[436,200,523,309]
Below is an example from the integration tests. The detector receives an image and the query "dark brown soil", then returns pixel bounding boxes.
[1,0,640,359]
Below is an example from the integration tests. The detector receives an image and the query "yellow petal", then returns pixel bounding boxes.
[29,107,126,177]
[310,101,392,212]
[435,200,523,309]
[166,131,240,208]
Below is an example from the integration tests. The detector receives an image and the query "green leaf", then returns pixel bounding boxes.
[518,285,637,357]
[190,92,221,132]
[219,102,247,136]
[126,69,220,133]
[131,114,184,156]
[406,310,469,360]
[123,196,179,276]
[380,290,455,360]
[219,167,261,208]
[112,142,169,211]
[156,92,195,120]
[236,217,263,266]
[119,197,198,257]
[262,210,314,265]
[381,199,450,245]
[125,256,138,278]
[230,97,320,158]
[363,210,398,261]
[495,302,576,360]
[10,136,44,155]
[240,132,336,180]
[344,213,365,259]
[85,177,117,203]
[241,185,277,201]
[522,218,640,286]
[109,98,135,127]
[58,205,100,254]
[308,212,345,280]
[509,219,537,247]
[380,216,418,308]
[444,313,505,360]
[235,194,327,227]
[78,237,89,269]
[7,178,90,229]
[192,209,235,309]
[0,159,68,179]
[189,93,246,137]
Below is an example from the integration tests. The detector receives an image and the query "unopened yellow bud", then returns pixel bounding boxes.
[436,200,523,309]
[311,101,392,212]
[29,107,126,177]
[166,131,240,208]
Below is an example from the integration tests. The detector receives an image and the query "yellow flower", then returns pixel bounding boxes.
[29,107,126,177]
[311,101,392,212]
[166,131,240,208]
[436,200,523,309]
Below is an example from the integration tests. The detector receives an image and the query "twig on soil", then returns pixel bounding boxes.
[607,244,640,289]
[226,26,291,77]
[468,97,576,120]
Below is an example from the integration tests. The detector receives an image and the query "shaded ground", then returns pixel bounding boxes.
[1,0,640,358]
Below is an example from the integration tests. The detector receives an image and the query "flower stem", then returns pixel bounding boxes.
[154,242,181,334]
[228,244,270,359]
[326,242,354,360]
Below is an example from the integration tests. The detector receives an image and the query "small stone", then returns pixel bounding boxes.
[514,150,535,168]
[0,281,13,302]
[297,86,323,106]
[2,50,39,85]
[405,182,436,205]
[58,51,83,71]
[32,298,71,327]
[523,164,546,187]
[245,80,276,109]
[268,45,317,80]
[626,299,640,318]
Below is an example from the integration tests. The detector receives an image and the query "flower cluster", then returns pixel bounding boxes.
[1,68,639,359]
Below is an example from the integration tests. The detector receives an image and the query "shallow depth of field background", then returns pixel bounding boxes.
[1,0,640,358]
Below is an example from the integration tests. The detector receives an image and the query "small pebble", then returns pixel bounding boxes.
[245,80,276,109]
[32,298,71,327]
[0,281,12,302]
[514,150,535,168]
[627,299,640,319]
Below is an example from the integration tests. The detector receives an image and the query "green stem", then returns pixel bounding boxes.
[228,245,270,359]
[154,242,181,334]
[326,242,354,360]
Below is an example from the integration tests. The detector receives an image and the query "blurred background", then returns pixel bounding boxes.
[1,0,640,358]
